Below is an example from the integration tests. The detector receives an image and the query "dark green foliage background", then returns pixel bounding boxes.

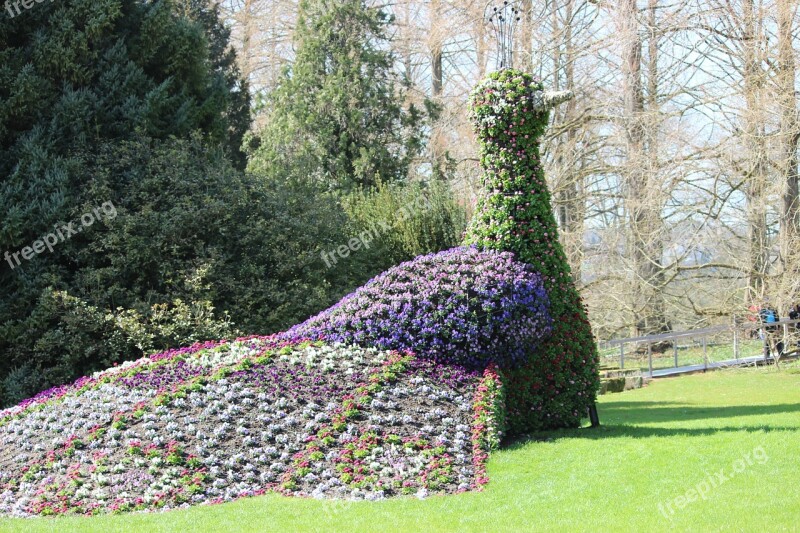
[0,0,251,403]
[464,69,599,434]
[0,0,463,405]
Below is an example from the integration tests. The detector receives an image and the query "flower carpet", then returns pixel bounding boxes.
[0,337,505,516]
[285,247,552,368]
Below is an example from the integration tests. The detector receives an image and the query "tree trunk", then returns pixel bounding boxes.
[777,0,799,293]
[619,0,667,336]
[554,0,585,284]
[644,0,667,332]
[742,0,770,302]
[430,0,445,177]
[521,0,533,71]
[475,3,487,78]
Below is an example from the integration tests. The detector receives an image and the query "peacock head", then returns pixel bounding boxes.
[469,69,572,146]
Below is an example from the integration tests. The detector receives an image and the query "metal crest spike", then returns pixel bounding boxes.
[485,0,521,70]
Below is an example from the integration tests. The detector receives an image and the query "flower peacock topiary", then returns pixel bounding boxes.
[0,69,599,518]
[464,69,599,433]
[287,68,598,436]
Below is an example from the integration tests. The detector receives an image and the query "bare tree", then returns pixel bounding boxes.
[616,0,671,336]
[777,0,800,284]
[219,0,800,340]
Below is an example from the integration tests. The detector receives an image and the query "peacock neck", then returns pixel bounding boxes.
[464,70,575,315]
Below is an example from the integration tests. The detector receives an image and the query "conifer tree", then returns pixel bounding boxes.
[0,0,249,400]
[175,0,252,169]
[248,0,426,190]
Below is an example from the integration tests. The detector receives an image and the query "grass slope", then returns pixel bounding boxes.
[3,366,799,532]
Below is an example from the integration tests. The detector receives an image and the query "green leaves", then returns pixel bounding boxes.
[0,0,249,403]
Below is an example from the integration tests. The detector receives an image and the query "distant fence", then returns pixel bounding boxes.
[598,317,800,377]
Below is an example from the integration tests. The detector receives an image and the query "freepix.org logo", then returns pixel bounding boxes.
[4,0,55,18]
[4,201,117,271]
[658,445,768,520]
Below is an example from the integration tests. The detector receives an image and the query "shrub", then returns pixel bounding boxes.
[464,69,599,433]
[286,246,552,368]
[0,289,238,407]
[341,179,468,278]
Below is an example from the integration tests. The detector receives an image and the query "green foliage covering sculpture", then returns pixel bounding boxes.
[464,69,600,434]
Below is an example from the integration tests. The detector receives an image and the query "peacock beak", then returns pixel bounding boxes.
[542,90,574,109]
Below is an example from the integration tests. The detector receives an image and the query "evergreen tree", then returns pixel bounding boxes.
[248,0,426,190]
[175,0,252,169]
[0,0,249,400]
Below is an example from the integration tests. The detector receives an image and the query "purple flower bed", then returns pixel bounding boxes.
[285,247,552,368]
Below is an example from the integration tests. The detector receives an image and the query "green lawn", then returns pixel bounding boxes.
[4,366,799,532]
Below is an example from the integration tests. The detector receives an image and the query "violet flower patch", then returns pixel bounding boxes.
[285,246,552,368]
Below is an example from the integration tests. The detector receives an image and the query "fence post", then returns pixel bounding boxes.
[647,343,653,378]
[673,340,678,368]
[619,344,624,370]
[733,327,739,360]
[783,322,788,355]
[703,336,708,371]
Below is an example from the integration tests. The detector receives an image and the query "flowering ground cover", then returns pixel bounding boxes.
[286,247,552,368]
[4,369,798,531]
[0,337,505,517]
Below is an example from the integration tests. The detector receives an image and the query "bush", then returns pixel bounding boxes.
[0,289,238,406]
[464,69,599,433]
[286,247,552,368]
[207,175,358,334]
[342,179,467,272]
[73,135,356,335]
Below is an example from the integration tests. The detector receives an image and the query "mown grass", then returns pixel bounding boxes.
[3,365,799,532]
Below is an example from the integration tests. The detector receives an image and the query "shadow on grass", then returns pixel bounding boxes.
[502,401,800,448]
[598,401,800,425]
[504,424,798,449]
[596,401,686,407]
